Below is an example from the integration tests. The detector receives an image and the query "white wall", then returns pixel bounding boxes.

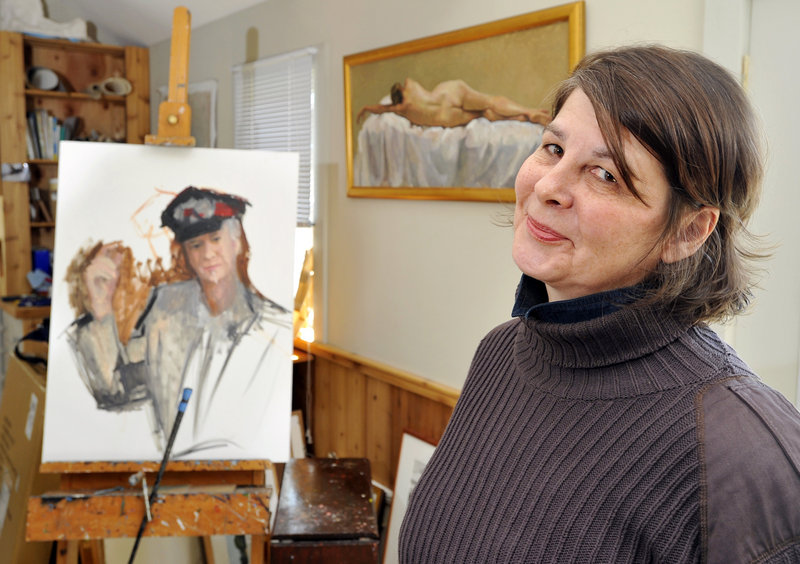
[701,0,799,404]
[42,0,129,45]
[735,0,800,404]
[148,0,704,391]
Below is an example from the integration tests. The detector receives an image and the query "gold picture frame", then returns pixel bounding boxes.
[344,1,585,202]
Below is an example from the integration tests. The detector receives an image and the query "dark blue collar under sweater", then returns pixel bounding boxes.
[512,274,638,324]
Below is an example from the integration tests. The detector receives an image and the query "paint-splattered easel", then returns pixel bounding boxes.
[144,6,195,147]
[25,8,275,564]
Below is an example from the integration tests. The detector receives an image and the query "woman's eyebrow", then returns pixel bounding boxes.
[544,122,613,161]
[592,146,613,160]
[543,123,563,138]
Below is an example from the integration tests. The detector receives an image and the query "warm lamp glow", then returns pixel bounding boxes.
[298,326,315,343]
[298,307,315,343]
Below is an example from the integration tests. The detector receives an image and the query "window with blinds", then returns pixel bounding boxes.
[232,47,316,226]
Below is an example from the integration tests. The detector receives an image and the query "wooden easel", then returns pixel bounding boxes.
[144,7,195,147]
[25,8,275,563]
[27,460,273,563]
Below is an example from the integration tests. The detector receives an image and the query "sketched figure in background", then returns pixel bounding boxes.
[357,78,552,128]
[65,186,292,456]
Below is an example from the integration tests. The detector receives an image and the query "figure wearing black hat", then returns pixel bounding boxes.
[160,186,262,316]
[68,186,291,456]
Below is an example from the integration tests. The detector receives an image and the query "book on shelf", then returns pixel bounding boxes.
[24,122,36,160]
[26,112,39,160]
[25,111,80,161]
[35,109,48,159]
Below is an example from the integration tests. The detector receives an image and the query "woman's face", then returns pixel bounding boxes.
[184,225,241,286]
[512,88,672,302]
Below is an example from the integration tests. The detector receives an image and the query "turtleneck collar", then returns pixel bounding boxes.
[512,274,638,323]
[510,275,720,399]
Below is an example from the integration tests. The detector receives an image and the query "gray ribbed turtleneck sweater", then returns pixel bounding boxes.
[398,301,800,563]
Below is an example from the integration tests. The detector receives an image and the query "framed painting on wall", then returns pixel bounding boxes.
[344,1,585,202]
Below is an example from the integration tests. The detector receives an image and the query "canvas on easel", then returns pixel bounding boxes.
[41,141,299,463]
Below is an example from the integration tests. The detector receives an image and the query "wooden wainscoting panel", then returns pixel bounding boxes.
[389,387,453,484]
[307,341,460,487]
[345,367,367,456]
[313,356,334,457]
[331,362,352,454]
[365,378,393,486]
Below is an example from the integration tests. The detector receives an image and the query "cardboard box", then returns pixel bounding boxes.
[0,355,58,564]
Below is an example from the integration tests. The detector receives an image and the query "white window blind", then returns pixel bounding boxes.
[233,47,316,226]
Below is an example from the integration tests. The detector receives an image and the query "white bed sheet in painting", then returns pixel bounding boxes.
[354,112,544,188]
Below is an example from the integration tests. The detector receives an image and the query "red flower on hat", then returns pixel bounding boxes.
[215,202,235,217]
[180,201,235,220]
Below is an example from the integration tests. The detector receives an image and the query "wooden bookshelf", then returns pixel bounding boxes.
[0,31,149,296]
[25,88,127,102]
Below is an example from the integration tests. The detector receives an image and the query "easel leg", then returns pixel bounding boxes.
[202,536,216,564]
[78,539,105,564]
[251,534,266,564]
[55,540,79,564]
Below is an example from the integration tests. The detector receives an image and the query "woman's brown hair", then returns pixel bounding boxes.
[553,44,766,323]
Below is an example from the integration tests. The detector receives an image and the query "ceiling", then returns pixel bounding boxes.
[64,0,266,46]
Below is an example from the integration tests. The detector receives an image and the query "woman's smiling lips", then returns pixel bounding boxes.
[527,216,567,243]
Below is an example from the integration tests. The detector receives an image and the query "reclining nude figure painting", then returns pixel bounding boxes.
[354,78,552,189]
[357,78,552,128]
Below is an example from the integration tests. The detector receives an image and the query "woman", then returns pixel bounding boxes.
[399,46,800,563]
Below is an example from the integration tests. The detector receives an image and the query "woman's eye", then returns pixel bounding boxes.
[590,166,617,184]
[543,143,563,157]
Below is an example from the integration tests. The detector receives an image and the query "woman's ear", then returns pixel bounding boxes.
[661,206,720,264]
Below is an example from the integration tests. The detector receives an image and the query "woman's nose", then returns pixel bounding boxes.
[535,162,574,208]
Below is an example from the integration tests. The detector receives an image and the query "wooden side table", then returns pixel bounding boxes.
[271,458,379,563]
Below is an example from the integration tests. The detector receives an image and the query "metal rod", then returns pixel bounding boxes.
[128,387,192,564]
